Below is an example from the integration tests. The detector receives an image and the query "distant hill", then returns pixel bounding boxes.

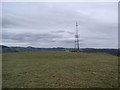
[1,45,65,53]
[1,45,18,53]
[81,48,119,56]
[1,45,119,56]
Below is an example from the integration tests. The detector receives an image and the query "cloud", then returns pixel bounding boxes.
[2,31,75,47]
[2,32,62,42]
[51,30,74,35]
[2,2,118,48]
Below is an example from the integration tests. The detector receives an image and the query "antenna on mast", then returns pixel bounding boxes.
[74,21,80,52]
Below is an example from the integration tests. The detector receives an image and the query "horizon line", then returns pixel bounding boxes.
[1,44,118,49]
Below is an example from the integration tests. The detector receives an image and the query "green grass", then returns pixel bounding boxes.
[2,51,118,88]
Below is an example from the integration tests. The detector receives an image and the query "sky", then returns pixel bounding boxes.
[1,2,118,48]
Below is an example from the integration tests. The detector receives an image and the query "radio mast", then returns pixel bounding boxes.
[75,22,80,52]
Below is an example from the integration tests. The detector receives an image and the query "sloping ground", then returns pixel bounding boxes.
[2,51,118,88]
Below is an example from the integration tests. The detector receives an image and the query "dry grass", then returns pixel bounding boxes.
[2,51,118,88]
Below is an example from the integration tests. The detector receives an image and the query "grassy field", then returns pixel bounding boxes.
[2,51,118,88]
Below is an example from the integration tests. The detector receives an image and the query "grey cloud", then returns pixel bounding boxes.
[2,32,62,42]
[2,2,118,48]
[2,31,77,47]
[60,40,74,44]
[52,30,74,35]
[2,17,20,28]
[66,31,74,35]
[60,39,83,44]
[52,30,65,33]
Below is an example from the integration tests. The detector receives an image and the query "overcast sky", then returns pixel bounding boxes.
[2,2,118,48]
